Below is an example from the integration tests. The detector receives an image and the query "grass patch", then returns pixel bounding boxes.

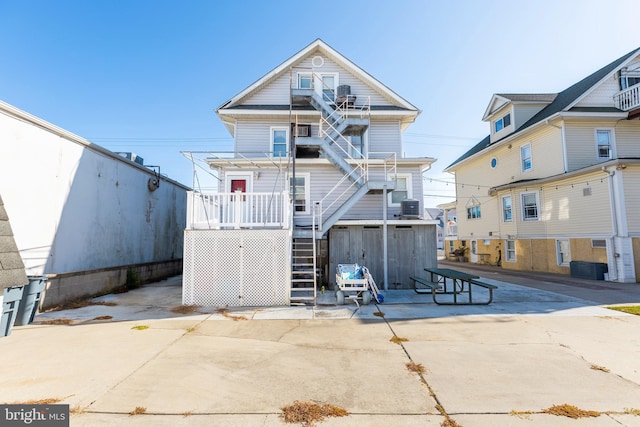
[625,408,640,416]
[128,406,146,416]
[373,311,385,317]
[93,315,113,321]
[186,327,197,333]
[543,404,600,419]
[390,336,408,344]
[216,308,248,321]
[590,364,610,373]
[131,325,149,330]
[280,400,348,426]
[406,361,426,375]
[607,305,640,315]
[40,318,74,325]
[171,305,201,314]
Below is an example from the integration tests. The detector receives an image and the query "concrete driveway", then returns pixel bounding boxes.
[1,269,640,426]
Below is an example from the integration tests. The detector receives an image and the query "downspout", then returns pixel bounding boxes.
[605,167,619,281]
[383,184,388,291]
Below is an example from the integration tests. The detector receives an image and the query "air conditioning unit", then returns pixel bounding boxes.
[401,199,420,218]
[292,124,311,137]
[115,152,144,165]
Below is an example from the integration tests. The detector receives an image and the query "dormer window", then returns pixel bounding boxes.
[494,113,511,133]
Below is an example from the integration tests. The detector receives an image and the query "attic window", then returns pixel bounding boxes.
[494,113,511,133]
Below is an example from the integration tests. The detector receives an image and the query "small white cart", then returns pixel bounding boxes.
[335,264,383,306]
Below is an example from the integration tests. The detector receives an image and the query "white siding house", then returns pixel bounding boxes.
[184,39,437,306]
[0,101,189,307]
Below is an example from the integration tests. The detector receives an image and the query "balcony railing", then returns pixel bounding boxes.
[446,224,458,236]
[186,190,291,230]
[614,84,640,111]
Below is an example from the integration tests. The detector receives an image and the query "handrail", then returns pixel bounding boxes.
[614,83,640,111]
[186,190,290,230]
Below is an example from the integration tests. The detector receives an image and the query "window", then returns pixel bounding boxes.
[505,239,516,261]
[448,240,454,253]
[390,174,412,205]
[271,127,288,157]
[521,144,532,172]
[494,113,511,133]
[502,195,512,222]
[289,173,310,214]
[596,129,612,160]
[466,205,481,219]
[521,192,539,221]
[298,73,312,89]
[350,134,365,158]
[321,74,336,102]
[556,239,571,266]
[620,69,640,89]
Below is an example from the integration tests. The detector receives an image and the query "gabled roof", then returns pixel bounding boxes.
[447,46,640,171]
[217,39,419,112]
[482,93,557,121]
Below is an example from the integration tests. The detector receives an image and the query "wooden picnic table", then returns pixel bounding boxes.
[410,267,497,305]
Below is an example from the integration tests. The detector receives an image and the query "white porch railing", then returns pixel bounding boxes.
[446,224,458,236]
[186,190,291,230]
[614,84,640,111]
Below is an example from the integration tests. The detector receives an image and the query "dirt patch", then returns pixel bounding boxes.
[280,400,348,426]
[543,404,600,418]
[406,361,426,375]
[128,406,146,416]
[93,315,113,321]
[373,311,385,317]
[590,364,610,373]
[216,308,248,321]
[171,305,201,314]
[40,318,74,325]
[13,398,63,405]
[390,336,408,345]
[49,299,117,311]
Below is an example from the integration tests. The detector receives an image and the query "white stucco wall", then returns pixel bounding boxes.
[0,102,188,275]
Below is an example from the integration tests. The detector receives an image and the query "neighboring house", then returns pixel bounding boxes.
[424,208,444,249]
[0,100,189,307]
[444,47,640,282]
[183,39,437,306]
[437,202,458,257]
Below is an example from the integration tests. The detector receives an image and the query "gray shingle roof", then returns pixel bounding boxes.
[447,47,640,169]
[497,93,557,102]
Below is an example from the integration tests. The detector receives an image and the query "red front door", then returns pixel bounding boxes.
[230,179,247,201]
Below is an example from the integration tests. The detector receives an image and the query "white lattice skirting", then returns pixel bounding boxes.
[183,229,291,307]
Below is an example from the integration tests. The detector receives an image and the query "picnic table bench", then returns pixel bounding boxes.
[410,267,497,305]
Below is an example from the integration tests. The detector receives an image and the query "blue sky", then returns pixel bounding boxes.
[1,0,638,207]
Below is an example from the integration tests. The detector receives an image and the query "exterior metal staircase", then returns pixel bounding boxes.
[291,85,395,235]
[288,74,394,304]
[290,237,317,305]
